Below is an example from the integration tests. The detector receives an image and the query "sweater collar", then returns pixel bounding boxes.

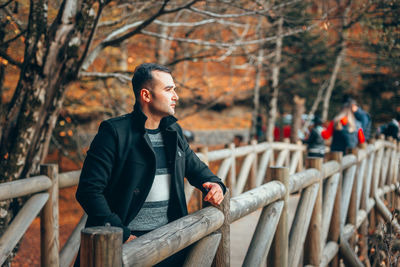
[132,103,177,132]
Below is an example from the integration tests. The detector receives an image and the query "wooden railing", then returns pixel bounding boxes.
[80,138,399,267]
[1,138,398,267]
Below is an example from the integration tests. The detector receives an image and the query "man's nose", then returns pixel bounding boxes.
[172,90,179,100]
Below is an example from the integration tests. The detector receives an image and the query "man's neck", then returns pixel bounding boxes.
[145,117,161,130]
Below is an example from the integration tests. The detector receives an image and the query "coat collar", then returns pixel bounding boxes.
[131,102,178,132]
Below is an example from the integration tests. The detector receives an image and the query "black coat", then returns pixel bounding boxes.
[76,105,225,242]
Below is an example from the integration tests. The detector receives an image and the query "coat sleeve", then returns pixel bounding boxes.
[177,126,226,195]
[76,121,131,241]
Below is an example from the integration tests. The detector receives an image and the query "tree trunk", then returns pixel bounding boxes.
[321,46,345,122]
[321,5,350,122]
[251,17,264,140]
[302,80,328,132]
[0,2,100,264]
[266,17,283,142]
[291,95,305,143]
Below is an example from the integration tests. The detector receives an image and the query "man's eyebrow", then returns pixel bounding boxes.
[164,85,176,89]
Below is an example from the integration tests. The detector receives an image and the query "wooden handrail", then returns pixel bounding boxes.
[0,193,49,265]
[0,138,398,267]
[230,181,285,222]
[288,168,320,193]
[0,175,51,201]
[60,213,87,267]
[59,170,81,188]
[122,206,224,266]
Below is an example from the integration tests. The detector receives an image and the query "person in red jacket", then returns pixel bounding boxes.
[330,104,365,155]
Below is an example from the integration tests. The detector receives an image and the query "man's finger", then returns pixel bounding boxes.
[204,185,219,201]
[207,191,223,204]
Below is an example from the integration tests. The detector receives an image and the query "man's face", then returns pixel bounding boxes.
[351,103,358,113]
[147,70,179,118]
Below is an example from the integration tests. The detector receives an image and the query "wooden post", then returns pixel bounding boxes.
[370,142,384,233]
[229,143,236,194]
[304,157,323,266]
[284,138,290,166]
[183,232,222,267]
[388,139,397,209]
[358,143,367,149]
[270,167,289,267]
[40,164,60,267]
[212,189,230,267]
[80,226,122,267]
[199,146,209,210]
[249,139,258,189]
[296,140,304,172]
[339,240,364,267]
[326,151,343,267]
[347,148,358,248]
[393,140,399,208]
[245,201,284,267]
[357,150,371,266]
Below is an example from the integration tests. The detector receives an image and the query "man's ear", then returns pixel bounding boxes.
[140,89,151,103]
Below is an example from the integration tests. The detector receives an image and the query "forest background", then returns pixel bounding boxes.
[0,0,399,265]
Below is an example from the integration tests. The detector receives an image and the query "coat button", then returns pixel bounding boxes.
[133,188,140,195]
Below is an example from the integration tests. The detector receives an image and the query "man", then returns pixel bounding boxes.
[75,63,225,265]
[347,98,372,141]
[382,115,400,141]
[303,116,326,158]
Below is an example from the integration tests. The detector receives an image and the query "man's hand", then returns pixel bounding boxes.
[203,182,224,205]
[125,235,137,243]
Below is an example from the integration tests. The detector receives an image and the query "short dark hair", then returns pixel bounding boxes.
[131,63,171,101]
[342,95,357,108]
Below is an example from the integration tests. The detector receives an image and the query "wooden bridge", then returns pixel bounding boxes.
[0,137,399,266]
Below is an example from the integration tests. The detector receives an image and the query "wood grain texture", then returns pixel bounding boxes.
[122,207,224,266]
[40,164,60,267]
[183,233,221,267]
[243,201,284,267]
[81,226,122,267]
[0,175,51,201]
[0,193,48,265]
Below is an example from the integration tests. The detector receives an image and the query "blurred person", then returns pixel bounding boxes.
[75,63,226,266]
[346,97,372,141]
[256,114,265,141]
[183,129,195,143]
[282,114,292,139]
[303,116,326,158]
[233,134,244,147]
[330,104,365,155]
[382,114,400,140]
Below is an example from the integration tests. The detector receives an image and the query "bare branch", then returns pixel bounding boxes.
[302,80,329,132]
[188,0,302,19]
[81,0,199,71]
[80,20,142,71]
[188,6,262,18]
[0,0,12,9]
[2,4,24,31]
[2,30,27,46]
[76,3,106,74]
[211,21,251,62]
[100,0,197,47]
[140,22,318,48]
[99,14,246,29]
[79,71,131,83]
[0,49,22,68]
[154,18,246,28]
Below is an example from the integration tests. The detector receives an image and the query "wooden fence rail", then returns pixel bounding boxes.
[0,139,398,267]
